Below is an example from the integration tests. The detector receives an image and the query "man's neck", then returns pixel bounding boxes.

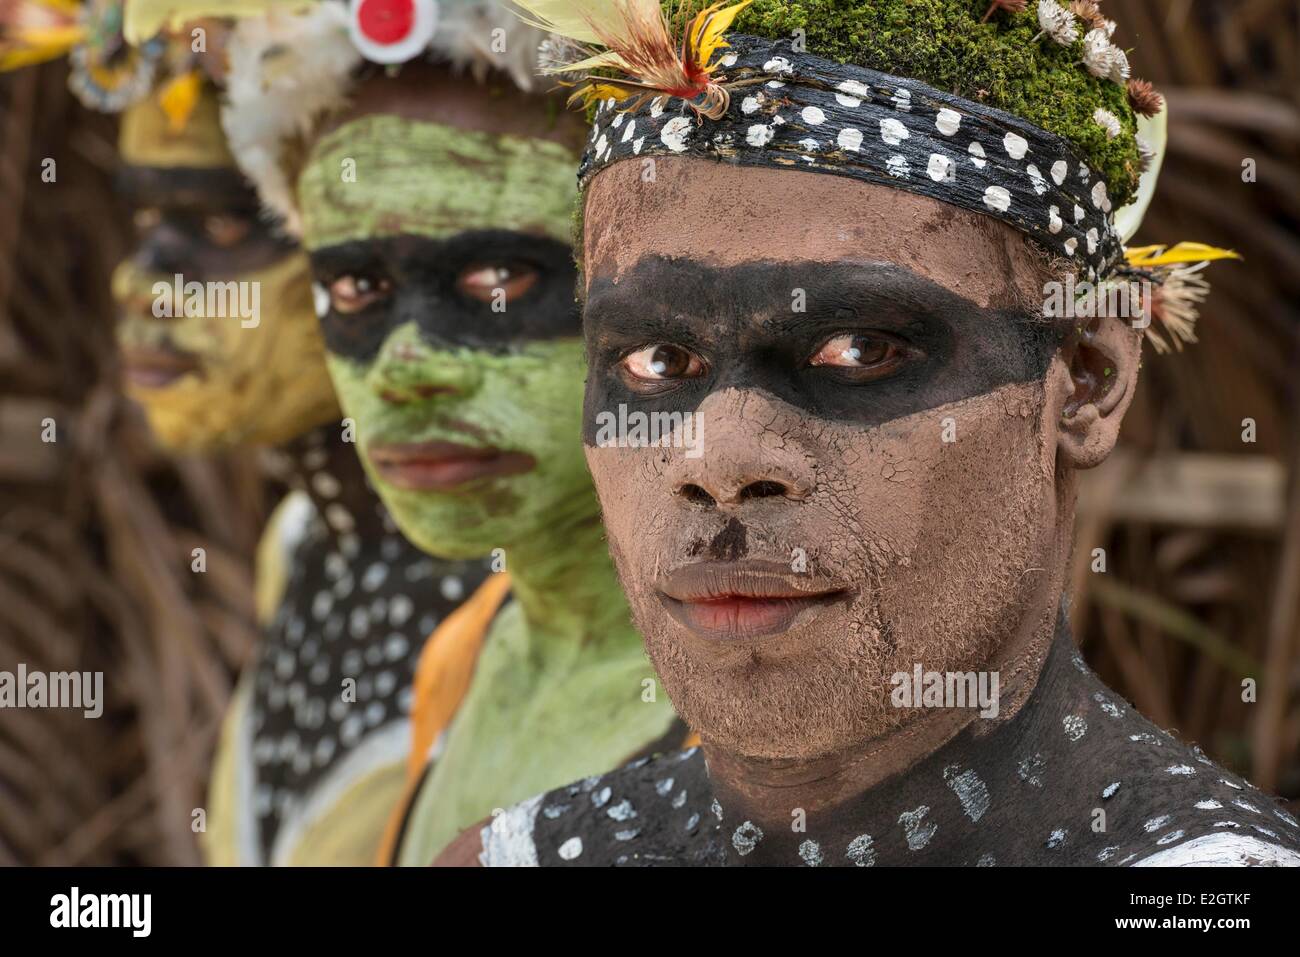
[500,484,635,661]
[705,607,1075,865]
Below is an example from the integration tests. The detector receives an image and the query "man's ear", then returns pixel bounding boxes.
[1056,314,1143,469]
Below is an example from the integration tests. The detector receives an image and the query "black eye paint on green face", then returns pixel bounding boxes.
[581,257,1064,441]
[117,164,296,280]
[308,230,580,363]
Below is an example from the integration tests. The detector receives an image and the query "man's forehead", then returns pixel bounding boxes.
[117,163,259,213]
[582,157,1041,310]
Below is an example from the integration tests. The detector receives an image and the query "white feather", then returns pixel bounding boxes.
[218,1,550,232]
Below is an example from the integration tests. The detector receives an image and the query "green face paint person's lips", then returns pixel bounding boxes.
[657,560,851,642]
[121,344,201,389]
[367,439,536,492]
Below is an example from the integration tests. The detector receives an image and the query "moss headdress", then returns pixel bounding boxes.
[515,0,1239,352]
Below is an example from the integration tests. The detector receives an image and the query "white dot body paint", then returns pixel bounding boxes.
[1003,131,1029,159]
[891,87,911,112]
[967,141,987,168]
[935,108,961,136]
[732,821,763,856]
[847,834,876,867]
[943,766,990,822]
[1063,714,1087,740]
[837,127,863,152]
[763,56,793,74]
[799,840,824,866]
[1048,206,1063,234]
[746,124,774,147]
[879,117,909,145]
[886,155,910,178]
[1064,237,1079,256]
[741,95,760,114]
[311,283,330,318]
[801,105,825,125]
[983,185,1011,212]
[899,805,937,850]
[557,836,583,860]
[1051,160,1068,185]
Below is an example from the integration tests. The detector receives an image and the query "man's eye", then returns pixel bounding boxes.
[456,263,539,304]
[328,274,391,314]
[620,344,705,383]
[203,214,253,248]
[809,333,905,378]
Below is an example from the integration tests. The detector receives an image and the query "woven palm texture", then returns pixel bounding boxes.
[0,0,1297,863]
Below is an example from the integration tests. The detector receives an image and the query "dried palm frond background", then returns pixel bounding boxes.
[0,1,1297,864]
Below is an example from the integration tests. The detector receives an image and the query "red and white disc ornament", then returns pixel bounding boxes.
[348,0,439,64]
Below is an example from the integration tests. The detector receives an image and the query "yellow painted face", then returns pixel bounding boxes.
[113,90,339,451]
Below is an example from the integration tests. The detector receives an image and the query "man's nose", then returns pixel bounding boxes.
[367,326,483,405]
[665,388,816,508]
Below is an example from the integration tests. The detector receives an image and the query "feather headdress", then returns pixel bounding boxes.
[514,0,753,118]
[1123,243,1241,353]
[0,0,85,71]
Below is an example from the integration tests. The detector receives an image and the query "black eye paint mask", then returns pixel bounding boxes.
[117,165,296,279]
[309,230,580,363]
[582,257,1063,443]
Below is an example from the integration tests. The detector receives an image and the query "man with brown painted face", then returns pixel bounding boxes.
[448,0,1300,867]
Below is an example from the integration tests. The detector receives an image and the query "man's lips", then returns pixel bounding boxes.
[122,346,200,388]
[367,440,536,492]
[657,560,850,640]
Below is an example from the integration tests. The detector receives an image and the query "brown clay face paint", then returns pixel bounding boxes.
[582,157,1078,762]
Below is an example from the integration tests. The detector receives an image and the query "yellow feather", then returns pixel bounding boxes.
[689,0,751,68]
[512,0,639,47]
[1125,242,1241,268]
[158,69,203,132]
[0,23,84,73]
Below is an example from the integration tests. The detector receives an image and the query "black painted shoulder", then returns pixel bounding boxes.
[479,748,724,867]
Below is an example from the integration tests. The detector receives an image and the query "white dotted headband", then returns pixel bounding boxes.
[580,35,1124,280]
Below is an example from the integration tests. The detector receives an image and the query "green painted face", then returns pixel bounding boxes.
[324,332,593,558]
[299,113,589,559]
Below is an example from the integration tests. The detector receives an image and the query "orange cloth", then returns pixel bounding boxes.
[375,572,511,865]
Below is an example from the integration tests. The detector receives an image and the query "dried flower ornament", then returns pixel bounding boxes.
[1032,0,1078,46]
[981,0,1027,23]
[1126,78,1164,117]
[1082,26,1128,83]
[1067,0,1105,31]
[1092,106,1120,139]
